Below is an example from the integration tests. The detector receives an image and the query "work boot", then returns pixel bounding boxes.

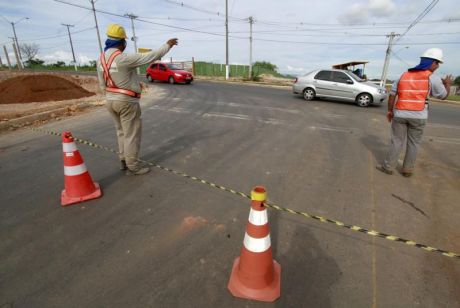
[401,171,413,177]
[376,165,393,175]
[126,166,151,176]
[120,160,127,171]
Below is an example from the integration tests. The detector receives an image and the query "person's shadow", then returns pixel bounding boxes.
[270,210,341,308]
[361,133,388,163]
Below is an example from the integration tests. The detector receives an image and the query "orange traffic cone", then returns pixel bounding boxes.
[228,186,281,302]
[61,131,102,206]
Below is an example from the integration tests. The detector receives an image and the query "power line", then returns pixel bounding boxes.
[255,17,459,27]
[159,0,247,21]
[251,37,460,46]
[230,29,460,37]
[19,27,95,42]
[54,0,230,37]
[396,0,439,42]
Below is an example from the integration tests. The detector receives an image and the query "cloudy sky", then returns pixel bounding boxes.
[1,0,459,79]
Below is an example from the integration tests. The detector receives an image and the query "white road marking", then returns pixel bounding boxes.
[309,125,354,133]
[148,106,189,113]
[148,105,284,125]
[203,112,284,125]
[426,123,460,130]
[324,113,346,118]
[425,136,460,145]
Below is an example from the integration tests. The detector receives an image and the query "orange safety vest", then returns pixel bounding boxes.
[395,70,431,111]
[100,50,141,98]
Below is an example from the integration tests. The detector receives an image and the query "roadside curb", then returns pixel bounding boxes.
[195,77,293,90]
[0,100,104,132]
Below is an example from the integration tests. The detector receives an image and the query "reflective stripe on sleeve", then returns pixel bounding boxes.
[64,164,87,176]
[243,233,271,253]
[248,208,268,226]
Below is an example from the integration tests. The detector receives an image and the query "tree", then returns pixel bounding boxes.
[253,61,278,71]
[27,58,44,66]
[454,76,460,87]
[19,43,39,62]
[54,61,66,67]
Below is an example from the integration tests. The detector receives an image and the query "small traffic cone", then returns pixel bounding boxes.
[61,131,102,206]
[228,186,281,302]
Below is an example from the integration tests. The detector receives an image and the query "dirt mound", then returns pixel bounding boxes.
[0,75,95,104]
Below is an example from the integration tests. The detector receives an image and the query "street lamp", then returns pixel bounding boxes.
[1,15,29,63]
[393,46,409,55]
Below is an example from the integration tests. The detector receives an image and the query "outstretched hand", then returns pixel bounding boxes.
[442,74,453,86]
[167,38,178,48]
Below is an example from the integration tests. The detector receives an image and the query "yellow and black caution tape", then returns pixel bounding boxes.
[27,127,460,260]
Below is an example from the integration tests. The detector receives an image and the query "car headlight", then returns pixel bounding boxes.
[174,73,182,77]
[378,89,386,94]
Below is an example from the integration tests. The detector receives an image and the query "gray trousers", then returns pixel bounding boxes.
[106,100,142,170]
[383,117,426,172]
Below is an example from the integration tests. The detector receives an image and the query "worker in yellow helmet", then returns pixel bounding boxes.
[97,23,178,175]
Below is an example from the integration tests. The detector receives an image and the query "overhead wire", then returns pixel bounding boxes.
[19,27,96,42]
[395,0,439,42]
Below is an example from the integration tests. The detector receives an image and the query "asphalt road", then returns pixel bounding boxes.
[1,80,459,307]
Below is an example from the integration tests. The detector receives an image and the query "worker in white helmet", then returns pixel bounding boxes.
[97,24,178,175]
[376,48,453,177]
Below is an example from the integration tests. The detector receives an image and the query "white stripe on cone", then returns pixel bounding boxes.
[244,233,271,253]
[63,142,78,153]
[248,208,268,226]
[64,164,87,176]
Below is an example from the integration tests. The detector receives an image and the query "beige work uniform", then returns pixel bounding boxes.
[97,44,170,170]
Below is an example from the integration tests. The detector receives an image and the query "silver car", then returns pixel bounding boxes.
[293,69,388,107]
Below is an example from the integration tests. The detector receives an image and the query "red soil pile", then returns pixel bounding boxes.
[0,75,95,104]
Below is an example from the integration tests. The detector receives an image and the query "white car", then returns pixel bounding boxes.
[293,69,388,107]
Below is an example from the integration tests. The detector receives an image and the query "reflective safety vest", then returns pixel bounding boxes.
[100,50,141,98]
[395,70,431,111]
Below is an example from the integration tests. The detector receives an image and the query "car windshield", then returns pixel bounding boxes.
[347,71,365,82]
[167,64,182,70]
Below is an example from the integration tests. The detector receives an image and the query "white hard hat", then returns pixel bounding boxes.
[421,48,443,63]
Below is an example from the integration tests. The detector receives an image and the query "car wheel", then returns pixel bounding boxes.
[147,75,153,82]
[168,76,175,84]
[356,93,373,107]
[303,88,316,101]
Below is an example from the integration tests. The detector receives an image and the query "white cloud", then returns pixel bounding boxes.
[285,65,305,73]
[338,0,396,24]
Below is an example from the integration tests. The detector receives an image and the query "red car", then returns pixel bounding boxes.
[146,62,193,84]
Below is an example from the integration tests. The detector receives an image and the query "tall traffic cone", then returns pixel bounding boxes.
[228,186,281,302]
[61,131,102,206]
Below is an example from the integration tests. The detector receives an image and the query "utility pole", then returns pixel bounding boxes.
[89,0,103,54]
[125,13,140,74]
[248,16,254,80]
[62,23,78,71]
[380,32,400,87]
[1,16,29,66]
[11,41,22,70]
[225,0,229,80]
[3,45,12,70]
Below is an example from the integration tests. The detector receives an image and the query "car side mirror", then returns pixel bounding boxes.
[346,79,353,84]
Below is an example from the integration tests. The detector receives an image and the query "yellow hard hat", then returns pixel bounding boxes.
[106,24,127,39]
